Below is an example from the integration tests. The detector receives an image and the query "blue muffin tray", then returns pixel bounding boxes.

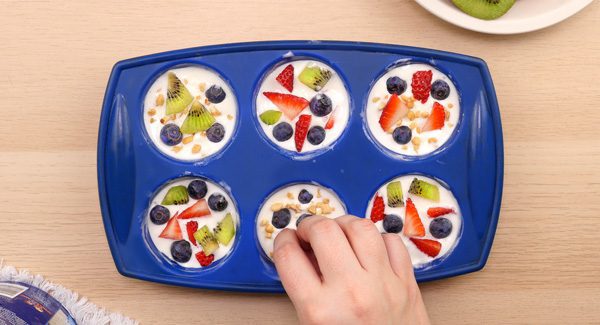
[97,41,503,292]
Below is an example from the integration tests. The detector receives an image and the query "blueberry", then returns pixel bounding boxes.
[383,214,403,233]
[150,205,170,225]
[296,213,312,227]
[205,85,226,103]
[307,126,326,145]
[392,126,412,145]
[429,217,453,239]
[309,94,332,117]
[386,76,407,95]
[170,240,192,263]
[207,123,225,143]
[160,123,183,146]
[208,193,228,211]
[430,80,450,100]
[272,122,293,142]
[272,208,291,229]
[298,189,313,204]
[187,180,208,200]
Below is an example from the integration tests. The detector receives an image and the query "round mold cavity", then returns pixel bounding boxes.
[142,63,239,163]
[253,54,352,160]
[363,61,462,159]
[365,173,463,270]
[255,181,348,261]
[143,175,240,270]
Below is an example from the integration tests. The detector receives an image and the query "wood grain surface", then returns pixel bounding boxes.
[1,1,599,324]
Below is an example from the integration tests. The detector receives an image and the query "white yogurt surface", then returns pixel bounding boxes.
[365,175,462,268]
[146,177,239,268]
[256,60,350,154]
[366,63,460,156]
[143,66,238,161]
[256,183,347,259]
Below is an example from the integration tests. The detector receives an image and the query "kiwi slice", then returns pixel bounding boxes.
[180,101,216,134]
[386,181,404,207]
[259,110,282,125]
[298,65,332,91]
[166,72,193,115]
[452,0,515,20]
[193,225,219,255]
[214,213,235,246]
[408,178,440,202]
[161,185,189,205]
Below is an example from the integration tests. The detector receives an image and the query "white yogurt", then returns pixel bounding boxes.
[366,63,460,156]
[143,66,238,161]
[365,175,462,268]
[256,183,347,259]
[256,60,350,154]
[146,177,239,268]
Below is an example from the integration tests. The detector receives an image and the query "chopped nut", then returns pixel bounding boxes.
[401,145,409,150]
[286,192,294,199]
[428,138,438,144]
[266,224,275,233]
[412,137,421,145]
[271,203,283,212]
[413,144,420,152]
[384,94,389,100]
[401,95,409,102]
[172,145,183,153]
[204,98,209,105]
[227,114,233,120]
[416,127,422,134]
[448,103,454,109]
[192,144,201,154]
[323,198,330,204]
[421,111,430,118]
[409,122,418,130]
[308,204,317,215]
[372,97,380,103]
[195,95,202,100]
[200,131,207,137]
[407,101,414,109]
[148,108,157,116]
[260,219,268,226]
[266,233,272,239]
[199,83,206,92]
[183,79,188,84]
[321,203,334,214]
[156,94,165,106]
[160,115,175,124]
[317,189,322,198]
[407,111,416,121]
[182,135,194,144]
[286,203,301,213]
[445,109,451,121]
[149,118,156,123]
[211,108,222,116]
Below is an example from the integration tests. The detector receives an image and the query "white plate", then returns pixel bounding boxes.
[415,0,594,35]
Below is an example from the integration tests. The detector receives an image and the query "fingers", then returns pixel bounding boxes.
[334,215,391,272]
[273,228,321,301]
[382,234,415,282]
[295,215,362,281]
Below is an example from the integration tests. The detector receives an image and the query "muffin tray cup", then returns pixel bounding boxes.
[97,41,503,293]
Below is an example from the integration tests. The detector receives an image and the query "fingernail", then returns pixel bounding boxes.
[295,213,313,227]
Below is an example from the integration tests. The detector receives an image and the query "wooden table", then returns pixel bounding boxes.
[1,1,599,323]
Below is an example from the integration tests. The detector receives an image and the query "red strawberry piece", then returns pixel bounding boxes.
[409,238,441,257]
[421,102,445,132]
[294,114,311,152]
[378,94,409,132]
[178,199,211,219]
[325,113,335,130]
[370,194,385,223]
[403,198,425,237]
[195,251,215,267]
[186,221,198,246]
[263,92,309,121]
[159,212,183,240]
[427,207,455,218]
[411,70,433,104]
[276,64,294,92]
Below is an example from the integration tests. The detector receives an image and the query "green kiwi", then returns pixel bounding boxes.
[259,110,282,125]
[161,185,189,205]
[452,0,515,20]
[166,72,193,115]
[298,65,332,91]
[214,213,235,246]
[193,225,219,255]
[180,101,215,134]
[386,181,404,207]
[408,178,440,202]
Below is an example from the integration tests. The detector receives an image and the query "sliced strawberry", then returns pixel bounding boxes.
[276,64,294,92]
[295,114,311,152]
[263,92,308,121]
[159,212,183,240]
[178,199,211,219]
[195,251,215,267]
[421,102,445,132]
[186,221,198,246]
[427,207,455,218]
[409,238,441,257]
[325,114,335,130]
[370,194,385,223]
[411,70,433,104]
[378,94,409,132]
[403,198,425,237]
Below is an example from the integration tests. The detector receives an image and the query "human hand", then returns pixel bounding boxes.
[273,214,430,325]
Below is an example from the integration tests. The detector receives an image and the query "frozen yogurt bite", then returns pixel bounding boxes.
[366,63,460,156]
[143,66,237,161]
[365,175,462,268]
[255,59,350,155]
[146,177,238,268]
[256,183,347,259]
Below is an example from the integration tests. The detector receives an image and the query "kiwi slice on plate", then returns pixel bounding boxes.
[180,101,216,134]
[214,213,235,245]
[386,181,404,207]
[166,72,193,115]
[194,225,220,255]
[161,185,189,205]
[452,0,515,20]
[259,110,282,125]
[298,65,332,91]
[408,178,440,202]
